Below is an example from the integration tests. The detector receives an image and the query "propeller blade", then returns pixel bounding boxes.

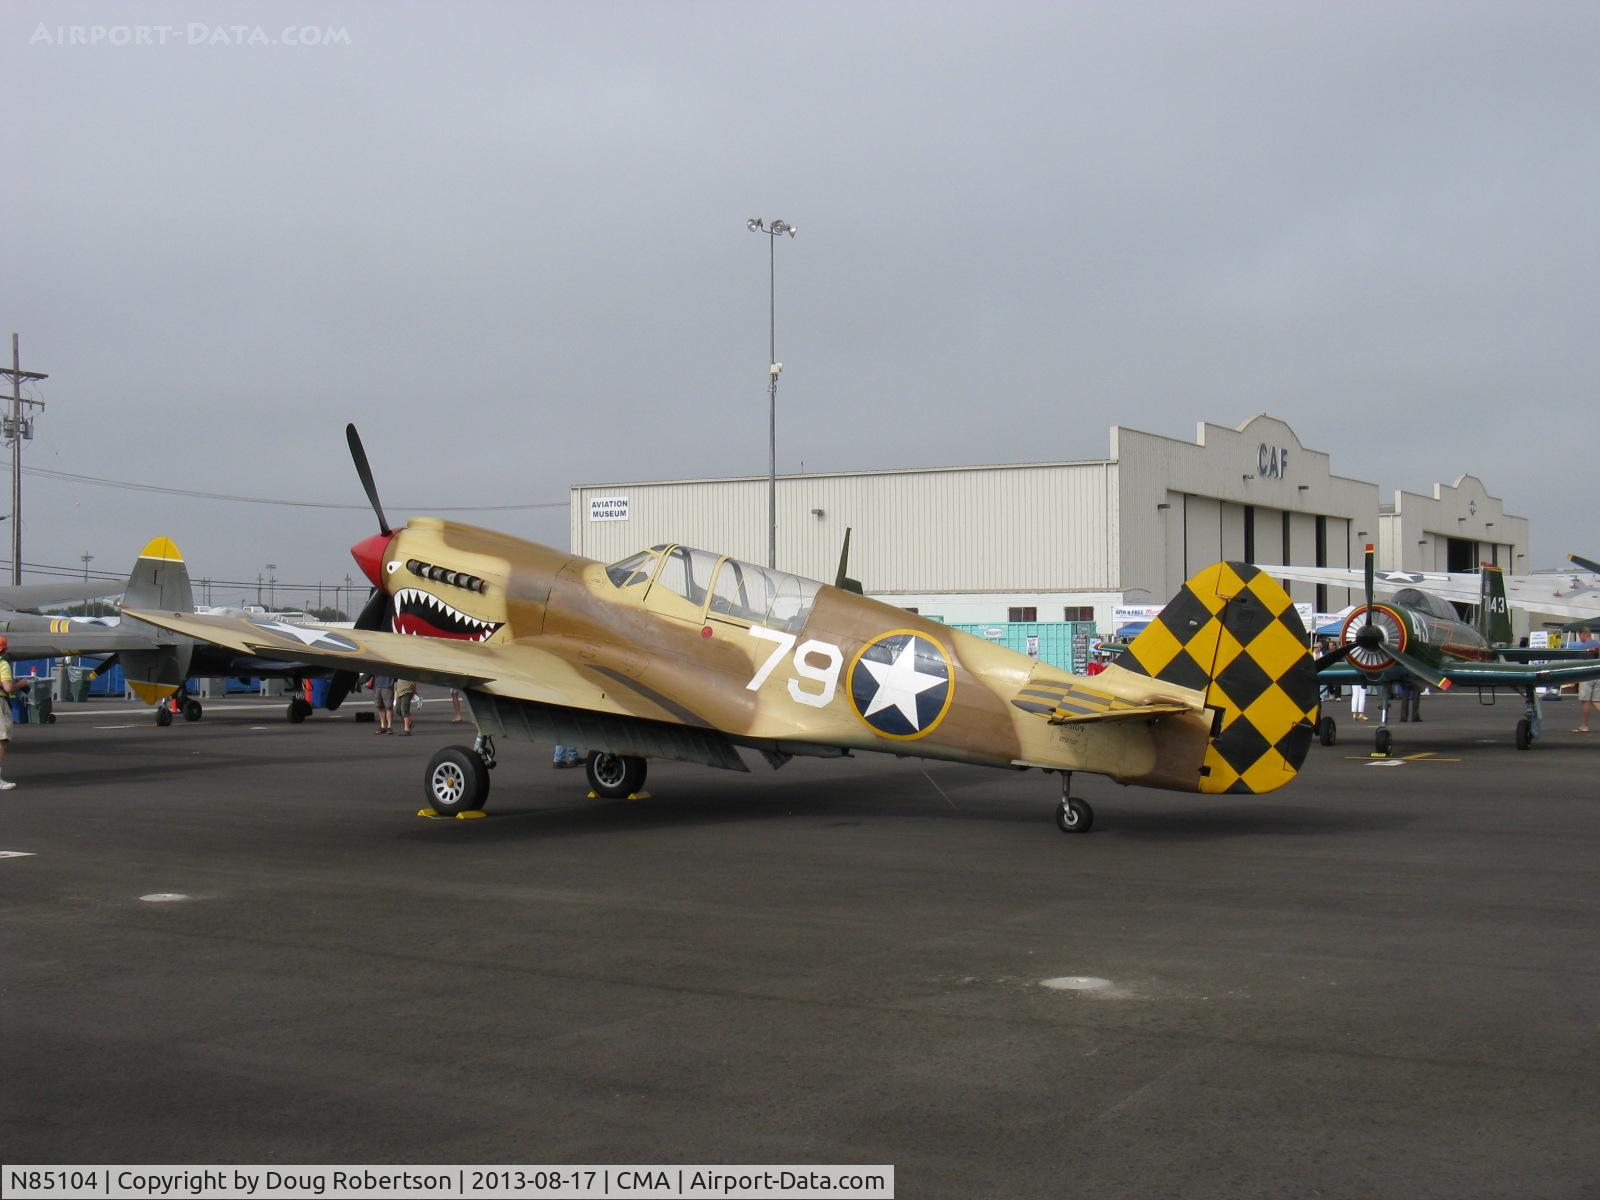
[1570,553,1600,575]
[1389,648,1452,692]
[324,587,391,711]
[347,423,392,536]
[1314,643,1354,670]
[1364,543,1375,625]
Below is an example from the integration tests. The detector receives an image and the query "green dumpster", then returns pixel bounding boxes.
[28,680,55,725]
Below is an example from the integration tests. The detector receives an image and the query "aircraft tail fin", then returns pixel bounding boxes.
[1113,562,1318,795]
[1479,563,1513,646]
[120,537,194,703]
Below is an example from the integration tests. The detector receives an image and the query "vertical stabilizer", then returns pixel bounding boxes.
[120,537,194,703]
[1114,562,1318,795]
[1479,564,1512,646]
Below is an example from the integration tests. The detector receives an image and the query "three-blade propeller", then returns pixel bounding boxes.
[1311,544,1450,690]
[324,425,395,712]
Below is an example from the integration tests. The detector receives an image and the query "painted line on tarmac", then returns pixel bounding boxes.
[1,850,36,860]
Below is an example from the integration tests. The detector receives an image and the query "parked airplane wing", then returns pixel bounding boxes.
[1259,562,1600,621]
[123,607,653,720]
[0,627,162,658]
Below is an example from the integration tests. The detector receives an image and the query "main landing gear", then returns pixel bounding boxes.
[1054,772,1093,834]
[1516,684,1541,751]
[154,693,203,726]
[585,751,649,800]
[424,734,497,816]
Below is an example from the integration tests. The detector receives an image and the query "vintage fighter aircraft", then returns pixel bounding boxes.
[2,537,334,725]
[124,427,1322,835]
[1313,546,1600,754]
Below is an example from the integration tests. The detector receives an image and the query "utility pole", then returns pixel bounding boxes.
[0,335,48,585]
[81,553,93,617]
[747,218,797,568]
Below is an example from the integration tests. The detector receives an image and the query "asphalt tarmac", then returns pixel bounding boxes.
[2,691,1597,1198]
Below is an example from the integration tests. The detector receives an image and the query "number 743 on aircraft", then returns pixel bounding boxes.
[126,427,1322,836]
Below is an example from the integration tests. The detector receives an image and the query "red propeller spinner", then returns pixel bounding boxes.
[351,531,394,588]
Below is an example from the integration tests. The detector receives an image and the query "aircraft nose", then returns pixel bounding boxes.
[351,531,395,587]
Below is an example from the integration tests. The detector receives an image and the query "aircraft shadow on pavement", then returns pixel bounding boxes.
[399,770,1418,845]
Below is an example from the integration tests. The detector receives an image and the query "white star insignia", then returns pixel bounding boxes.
[252,620,352,650]
[860,638,945,729]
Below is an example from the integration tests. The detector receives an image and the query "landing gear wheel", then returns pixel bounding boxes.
[1515,717,1533,751]
[1319,716,1337,747]
[425,745,490,814]
[183,699,203,722]
[585,752,648,799]
[1055,796,1094,834]
[154,705,173,727]
[286,697,313,724]
[1374,727,1392,756]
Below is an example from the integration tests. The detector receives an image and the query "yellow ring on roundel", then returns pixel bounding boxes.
[846,628,956,741]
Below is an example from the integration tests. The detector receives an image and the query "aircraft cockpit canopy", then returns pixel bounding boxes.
[606,545,821,633]
[1391,586,1460,623]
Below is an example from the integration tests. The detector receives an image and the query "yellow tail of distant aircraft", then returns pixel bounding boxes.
[127,427,1321,834]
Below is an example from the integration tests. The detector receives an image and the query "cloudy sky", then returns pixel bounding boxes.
[8,1,1597,610]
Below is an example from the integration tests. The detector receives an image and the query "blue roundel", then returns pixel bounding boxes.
[848,632,953,739]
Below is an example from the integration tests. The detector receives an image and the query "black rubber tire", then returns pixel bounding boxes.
[1319,716,1337,747]
[585,752,648,799]
[183,700,203,723]
[1375,727,1392,755]
[425,745,491,814]
[47,713,57,724]
[286,697,312,724]
[1055,796,1094,834]
[154,705,173,728]
[1515,718,1533,751]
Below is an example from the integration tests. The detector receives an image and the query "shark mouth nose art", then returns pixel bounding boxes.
[391,588,503,642]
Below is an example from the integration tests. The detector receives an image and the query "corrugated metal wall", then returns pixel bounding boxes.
[572,462,1119,592]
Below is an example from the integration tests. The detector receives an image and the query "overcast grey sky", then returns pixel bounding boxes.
[8,0,1597,608]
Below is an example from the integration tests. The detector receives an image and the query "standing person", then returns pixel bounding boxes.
[1350,680,1368,721]
[0,635,33,790]
[552,744,582,768]
[1572,627,1600,733]
[371,672,394,734]
[449,688,463,723]
[394,678,417,736]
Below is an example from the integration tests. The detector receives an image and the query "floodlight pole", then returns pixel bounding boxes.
[747,217,796,568]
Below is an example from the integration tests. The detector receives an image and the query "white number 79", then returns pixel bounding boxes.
[745,626,843,709]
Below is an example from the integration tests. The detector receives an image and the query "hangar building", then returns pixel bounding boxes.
[570,414,1528,636]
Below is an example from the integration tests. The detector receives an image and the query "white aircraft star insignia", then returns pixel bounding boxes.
[860,638,945,729]
[251,620,353,650]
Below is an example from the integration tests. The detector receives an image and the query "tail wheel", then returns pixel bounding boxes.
[426,746,491,814]
[1055,796,1094,834]
[1515,718,1533,751]
[154,705,173,728]
[1374,727,1392,756]
[585,752,648,799]
[1319,716,1337,747]
[183,700,203,722]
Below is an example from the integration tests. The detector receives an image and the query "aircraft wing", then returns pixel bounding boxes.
[0,580,126,612]
[1259,563,1600,620]
[1320,658,1600,689]
[122,608,642,716]
[0,628,162,658]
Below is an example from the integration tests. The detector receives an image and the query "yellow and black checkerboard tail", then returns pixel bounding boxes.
[1118,562,1318,795]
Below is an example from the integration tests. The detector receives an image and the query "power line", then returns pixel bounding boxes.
[7,464,568,512]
